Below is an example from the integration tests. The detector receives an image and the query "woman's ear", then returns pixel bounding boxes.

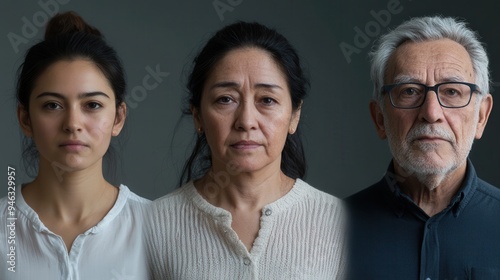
[191,105,203,133]
[112,102,127,136]
[17,105,33,137]
[289,101,302,134]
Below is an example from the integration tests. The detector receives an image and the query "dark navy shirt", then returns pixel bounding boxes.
[346,160,500,280]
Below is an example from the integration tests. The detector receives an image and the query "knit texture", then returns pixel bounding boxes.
[147,179,345,280]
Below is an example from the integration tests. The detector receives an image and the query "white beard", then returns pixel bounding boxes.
[385,116,477,190]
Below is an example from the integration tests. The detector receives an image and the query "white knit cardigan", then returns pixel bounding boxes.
[147,179,346,280]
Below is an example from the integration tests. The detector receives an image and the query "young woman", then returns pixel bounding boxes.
[147,21,345,279]
[0,12,149,280]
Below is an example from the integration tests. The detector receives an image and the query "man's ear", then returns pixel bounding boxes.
[112,102,127,136]
[17,105,33,137]
[369,99,387,139]
[475,93,493,139]
[289,101,302,134]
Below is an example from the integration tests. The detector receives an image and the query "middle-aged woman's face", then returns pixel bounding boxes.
[194,47,301,175]
[18,59,126,174]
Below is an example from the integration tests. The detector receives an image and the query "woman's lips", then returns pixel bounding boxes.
[59,140,89,151]
[230,140,261,150]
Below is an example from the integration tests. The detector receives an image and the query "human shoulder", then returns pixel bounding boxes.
[475,178,500,203]
[294,179,342,206]
[150,182,195,211]
[0,196,8,205]
[154,181,193,201]
[0,196,9,219]
[119,184,151,206]
[285,179,345,220]
[344,177,388,205]
[0,183,35,222]
[107,184,152,223]
[0,196,15,222]
[286,180,346,237]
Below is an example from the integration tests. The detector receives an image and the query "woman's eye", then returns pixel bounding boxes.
[261,97,276,105]
[216,96,233,104]
[86,102,102,109]
[44,102,62,110]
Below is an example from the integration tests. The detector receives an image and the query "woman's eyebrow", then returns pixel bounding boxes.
[35,91,110,99]
[209,81,283,90]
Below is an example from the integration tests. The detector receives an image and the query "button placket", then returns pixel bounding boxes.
[420,218,440,280]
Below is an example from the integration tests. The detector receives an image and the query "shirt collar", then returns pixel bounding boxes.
[450,158,478,216]
[16,184,130,234]
[383,158,478,218]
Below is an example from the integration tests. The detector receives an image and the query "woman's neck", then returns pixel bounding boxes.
[196,166,294,212]
[22,157,117,223]
[194,164,296,253]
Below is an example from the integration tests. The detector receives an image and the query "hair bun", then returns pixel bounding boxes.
[45,11,102,40]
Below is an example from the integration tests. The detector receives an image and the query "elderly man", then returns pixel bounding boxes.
[346,16,499,279]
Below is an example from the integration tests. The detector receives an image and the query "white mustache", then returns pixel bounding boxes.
[407,125,454,143]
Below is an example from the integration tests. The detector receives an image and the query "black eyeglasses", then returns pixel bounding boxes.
[381,82,480,109]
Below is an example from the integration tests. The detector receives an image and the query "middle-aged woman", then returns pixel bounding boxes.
[147,21,345,279]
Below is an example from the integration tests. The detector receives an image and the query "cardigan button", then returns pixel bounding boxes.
[264,209,272,216]
[243,258,251,265]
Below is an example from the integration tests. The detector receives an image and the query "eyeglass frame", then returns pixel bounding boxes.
[381,81,480,109]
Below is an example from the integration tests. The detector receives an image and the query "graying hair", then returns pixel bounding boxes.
[370,16,490,103]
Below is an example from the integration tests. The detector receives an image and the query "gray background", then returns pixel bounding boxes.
[1,0,498,200]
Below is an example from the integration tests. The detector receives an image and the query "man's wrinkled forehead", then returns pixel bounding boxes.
[384,39,475,85]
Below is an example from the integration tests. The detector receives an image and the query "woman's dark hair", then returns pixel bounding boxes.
[180,21,309,185]
[17,11,126,178]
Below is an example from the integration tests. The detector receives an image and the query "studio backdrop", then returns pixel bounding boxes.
[1,0,498,199]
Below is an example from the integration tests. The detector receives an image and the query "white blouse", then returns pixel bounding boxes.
[0,184,150,280]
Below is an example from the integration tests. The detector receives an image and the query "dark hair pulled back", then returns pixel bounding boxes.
[180,21,309,185]
[17,11,126,177]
